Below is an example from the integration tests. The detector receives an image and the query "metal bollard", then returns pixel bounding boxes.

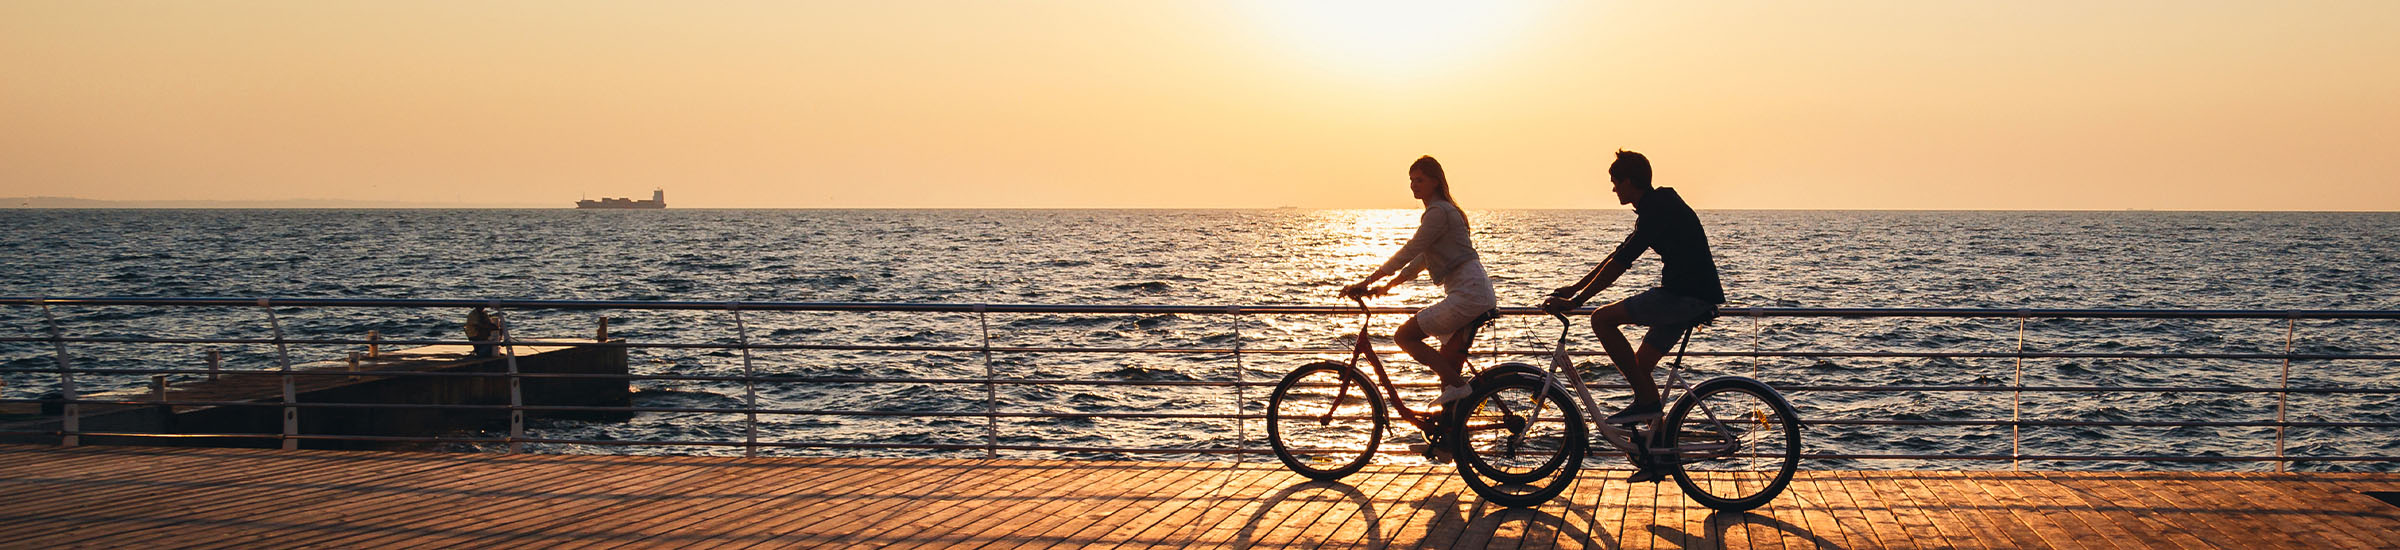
[367,330,380,358]
[152,375,167,402]
[206,348,221,381]
[596,316,610,342]
[347,352,361,381]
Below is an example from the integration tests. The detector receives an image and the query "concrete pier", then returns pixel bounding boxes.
[1,342,630,449]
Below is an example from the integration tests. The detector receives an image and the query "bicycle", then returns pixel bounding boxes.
[1447,308,1801,511]
[1264,297,1562,481]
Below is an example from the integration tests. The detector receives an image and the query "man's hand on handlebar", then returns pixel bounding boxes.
[1539,295,1578,315]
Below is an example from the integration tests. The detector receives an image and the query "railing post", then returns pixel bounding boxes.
[731,304,759,458]
[492,303,523,454]
[976,304,996,459]
[1749,308,1763,378]
[263,298,297,450]
[2277,314,2294,473]
[1228,305,1244,463]
[2013,310,2027,471]
[39,302,79,447]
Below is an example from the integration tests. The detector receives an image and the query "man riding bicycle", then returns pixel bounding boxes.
[1540,150,1726,481]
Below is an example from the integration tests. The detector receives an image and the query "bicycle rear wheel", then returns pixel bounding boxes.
[1664,377,1801,512]
[1452,375,1585,507]
[1268,361,1388,481]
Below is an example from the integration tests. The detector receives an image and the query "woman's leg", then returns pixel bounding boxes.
[1395,319,1465,386]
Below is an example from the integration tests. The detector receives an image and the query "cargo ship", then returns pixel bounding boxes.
[576,189,665,209]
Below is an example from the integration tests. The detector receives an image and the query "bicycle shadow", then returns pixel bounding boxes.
[1644,509,1843,549]
[1230,478,1383,548]
[1412,486,1621,549]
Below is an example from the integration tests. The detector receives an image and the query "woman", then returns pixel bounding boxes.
[1342,155,1498,406]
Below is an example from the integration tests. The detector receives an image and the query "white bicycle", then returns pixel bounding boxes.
[1448,309,1801,511]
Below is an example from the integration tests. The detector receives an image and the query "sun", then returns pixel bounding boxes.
[1241,0,1542,78]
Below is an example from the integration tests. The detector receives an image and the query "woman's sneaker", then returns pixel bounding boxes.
[1434,382,1474,406]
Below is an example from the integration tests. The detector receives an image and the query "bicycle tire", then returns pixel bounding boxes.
[1455,365,1573,484]
[1452,374,1585,507]
[1267,361,1388,481]
[1664,376,1801,512]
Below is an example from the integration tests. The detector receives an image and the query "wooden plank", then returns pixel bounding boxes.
[357,454,735,549]
[2153,472,2330,549]
[632,457,942,550]
[1805,471,1886,549]
[1145,463,1295,549]
[1,448,477,547]
[1889,472,2012,550]
[336,454,737,549]
[2035,472,2212,550]
[1273,464,1415,549]
[638,457,969,550]
[1063,461,1243,548]
[1083,461,1248,549]
[979,458,1185,545]
[2010,471,2147,550]
[2281,473,2400,549]
[2104,472,2248,550]
[86,450,516,549]
[1964,471,2091,550]
[2218,473,2379,550]
[1837,471,1919,549]
[1323,464,1449,550]
[1853,470,1960,550]
[1770,471,1845,550]
[882,459,1138,549]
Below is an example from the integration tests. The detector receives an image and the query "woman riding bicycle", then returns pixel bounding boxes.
[1341,155,1496,408]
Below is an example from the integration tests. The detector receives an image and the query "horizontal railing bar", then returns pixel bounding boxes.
[14,430,2396,463]
[10,337,2395,361]
[12,296,2400,319]
[13,373,2398,395]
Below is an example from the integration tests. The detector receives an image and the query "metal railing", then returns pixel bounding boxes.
[3,296,2396,470]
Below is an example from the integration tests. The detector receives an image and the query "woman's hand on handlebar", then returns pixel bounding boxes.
[1340,281,1392,299]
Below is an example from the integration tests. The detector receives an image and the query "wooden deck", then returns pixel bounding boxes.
[1,445,2395,549]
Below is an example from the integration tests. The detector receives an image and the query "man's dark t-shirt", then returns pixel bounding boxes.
[1607,187,1725,304]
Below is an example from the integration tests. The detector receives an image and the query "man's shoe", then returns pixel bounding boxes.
[1605,401,1664,425]
[1434,382,1475,406]
[1407,442,1454,464]
[1626,465,1671,483]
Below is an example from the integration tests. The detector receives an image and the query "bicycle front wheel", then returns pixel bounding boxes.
[1664,377,1801,512]
[1452,375,1585,507]
[1267,361,1388,481]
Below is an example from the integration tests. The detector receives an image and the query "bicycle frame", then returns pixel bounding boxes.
[1320,297,1457,434]
[1524,312,1743,467]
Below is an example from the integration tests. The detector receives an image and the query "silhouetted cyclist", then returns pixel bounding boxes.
[1540,150,1725,481]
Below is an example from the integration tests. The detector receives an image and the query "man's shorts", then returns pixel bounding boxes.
[1605,287,1716,351]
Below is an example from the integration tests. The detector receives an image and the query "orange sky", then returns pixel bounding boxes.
[3,2,2395,209]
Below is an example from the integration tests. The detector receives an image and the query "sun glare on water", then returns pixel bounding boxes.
[1242,0,1544,78]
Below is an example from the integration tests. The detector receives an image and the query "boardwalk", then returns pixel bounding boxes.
[1,445,2395,549]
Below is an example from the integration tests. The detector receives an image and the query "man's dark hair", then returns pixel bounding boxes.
[1609,149,1652,189]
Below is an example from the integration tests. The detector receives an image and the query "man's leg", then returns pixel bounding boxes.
[1394,319,1464,386]
[1588,304,1662,407]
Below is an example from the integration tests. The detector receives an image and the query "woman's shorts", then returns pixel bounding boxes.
[1414,261,1498,342]
[1607,287,1716,350]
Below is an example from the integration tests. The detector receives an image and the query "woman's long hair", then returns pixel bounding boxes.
[1412,155,1468,229]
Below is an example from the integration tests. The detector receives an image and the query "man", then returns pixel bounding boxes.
[1540,150,1725,481]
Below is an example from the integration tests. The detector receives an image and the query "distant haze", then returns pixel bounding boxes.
[3,2,2395,210]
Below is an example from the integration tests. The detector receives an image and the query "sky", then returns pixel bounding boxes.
[2,1,2396,210]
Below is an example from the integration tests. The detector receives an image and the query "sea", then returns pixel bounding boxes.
[2,209,2395,471]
